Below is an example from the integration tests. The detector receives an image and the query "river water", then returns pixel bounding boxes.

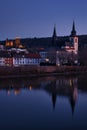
[0,74,87,130]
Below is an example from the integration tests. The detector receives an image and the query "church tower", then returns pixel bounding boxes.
[52,24,57,46]
[70,21,78,54]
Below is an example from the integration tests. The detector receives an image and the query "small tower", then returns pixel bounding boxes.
[70,21,78,54]
[52,24,57,46]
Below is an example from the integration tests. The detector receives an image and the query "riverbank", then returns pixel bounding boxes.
[0,65,87,78]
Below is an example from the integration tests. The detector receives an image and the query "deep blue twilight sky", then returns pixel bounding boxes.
[0,0,87,40]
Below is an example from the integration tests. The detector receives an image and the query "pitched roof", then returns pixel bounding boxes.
[25,53,41,58]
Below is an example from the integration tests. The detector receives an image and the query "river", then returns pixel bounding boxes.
[0,74,87,130]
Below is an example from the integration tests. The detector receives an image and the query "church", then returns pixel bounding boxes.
[39,21,79,66]
[54,21,79,65]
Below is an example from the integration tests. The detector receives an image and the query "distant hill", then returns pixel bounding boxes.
[20,36,68,49]
[1,35,87,48]
[20,35,87,48]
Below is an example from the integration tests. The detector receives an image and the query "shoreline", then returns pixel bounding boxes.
[0,65,87,78]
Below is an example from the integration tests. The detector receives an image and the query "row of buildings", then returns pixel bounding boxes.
[0,50,41,66]
[0,21,79,66]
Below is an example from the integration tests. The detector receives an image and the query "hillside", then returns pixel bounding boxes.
[20,35,87,48]
[0,34,87,48]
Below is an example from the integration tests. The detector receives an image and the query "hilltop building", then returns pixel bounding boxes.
[5,37,24,49]
[5,38,14,47]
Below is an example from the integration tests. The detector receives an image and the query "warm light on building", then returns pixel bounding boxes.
[6,41,13,47]
[45,58,49,62]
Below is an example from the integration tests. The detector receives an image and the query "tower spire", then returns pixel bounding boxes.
[53,24,57,38]
[71,21,76,37]
[52,24,57,46]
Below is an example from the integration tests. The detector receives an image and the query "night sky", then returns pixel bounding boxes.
[0,0,87,40]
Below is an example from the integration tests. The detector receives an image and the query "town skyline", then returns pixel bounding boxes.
[0,0,87,40]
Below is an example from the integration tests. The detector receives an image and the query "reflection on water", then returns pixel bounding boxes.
[0,75,87,129]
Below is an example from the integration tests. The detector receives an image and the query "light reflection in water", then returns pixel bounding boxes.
[0,75,86,129]
[0,76,78,112]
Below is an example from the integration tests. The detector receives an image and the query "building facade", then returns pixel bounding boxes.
[56,21,79,65]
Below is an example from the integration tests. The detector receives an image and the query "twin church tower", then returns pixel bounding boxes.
[52,21,78,54]
[70,21,78,54]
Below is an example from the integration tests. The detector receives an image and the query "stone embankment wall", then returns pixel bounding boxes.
[0,65,87,77]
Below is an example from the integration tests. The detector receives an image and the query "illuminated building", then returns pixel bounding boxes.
[5,39,14,47]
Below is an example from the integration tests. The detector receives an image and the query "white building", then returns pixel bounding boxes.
[13,52,41,66]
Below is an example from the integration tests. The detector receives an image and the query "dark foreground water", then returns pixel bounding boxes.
[0,74,87,130]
